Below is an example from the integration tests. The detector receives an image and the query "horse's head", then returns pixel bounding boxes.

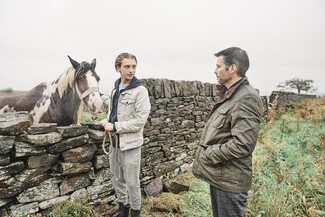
[68,56,103,119]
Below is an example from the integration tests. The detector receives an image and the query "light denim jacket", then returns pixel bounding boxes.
[108,85,151,151]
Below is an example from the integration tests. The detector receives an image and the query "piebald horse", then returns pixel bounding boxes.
[0,56,103,126]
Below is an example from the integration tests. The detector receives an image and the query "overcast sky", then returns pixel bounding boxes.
[0,0,324,96]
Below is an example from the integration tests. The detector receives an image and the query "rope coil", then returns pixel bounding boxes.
[102,131,121,181]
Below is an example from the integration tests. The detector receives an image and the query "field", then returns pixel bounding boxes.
[22,98,325,217]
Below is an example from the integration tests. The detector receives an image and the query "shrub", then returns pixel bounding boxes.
[0,87,13,93]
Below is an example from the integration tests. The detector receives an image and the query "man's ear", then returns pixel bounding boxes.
[230,64,238,74]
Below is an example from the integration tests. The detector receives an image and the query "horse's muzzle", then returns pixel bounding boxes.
[91,113,98,121]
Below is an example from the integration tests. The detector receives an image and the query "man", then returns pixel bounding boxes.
[192,47,262,217]
[102,53,151,217]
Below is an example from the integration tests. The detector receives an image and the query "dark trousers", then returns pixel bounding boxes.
[210,185,248,217]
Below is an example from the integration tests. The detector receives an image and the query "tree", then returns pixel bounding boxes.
[277,78,317,94]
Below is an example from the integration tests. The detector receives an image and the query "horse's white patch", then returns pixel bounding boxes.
[30,84,56,123]
[101,94,110,113]
[0,105,15,114]
[85,72,102,114]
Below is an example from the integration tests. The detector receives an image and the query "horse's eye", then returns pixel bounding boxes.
[78,76,84,81]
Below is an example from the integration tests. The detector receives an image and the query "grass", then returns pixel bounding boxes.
[248,97,325,217]
[141,170,212,217]
[46,196,102,217]
[80,111,107,124]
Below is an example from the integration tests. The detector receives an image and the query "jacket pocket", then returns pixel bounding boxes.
[213,106,231,129]
[119,98,136,116]
[216,118,226,129]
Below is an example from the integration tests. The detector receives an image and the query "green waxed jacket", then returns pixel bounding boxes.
[192,77,263,193]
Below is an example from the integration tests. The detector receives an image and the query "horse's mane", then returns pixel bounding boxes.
[56,67,76,99]
[55,66,84,124]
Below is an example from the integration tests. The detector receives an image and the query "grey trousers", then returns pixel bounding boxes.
[210,185,248,217]
[109,146,142,210]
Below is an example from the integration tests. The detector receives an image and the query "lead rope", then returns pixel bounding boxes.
[102,131,121,181]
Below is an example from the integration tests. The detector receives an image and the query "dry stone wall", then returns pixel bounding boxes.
[0,78,221,216]
[269,91,316,107]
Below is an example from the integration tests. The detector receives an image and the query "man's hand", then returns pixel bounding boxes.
[102,122,114,132]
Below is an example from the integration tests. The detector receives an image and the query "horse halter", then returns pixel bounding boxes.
[74,82,99,100]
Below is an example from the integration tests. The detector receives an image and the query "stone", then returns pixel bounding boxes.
[10,202,39,217]
[15,167,50,183]
[82,123,104,131]
[39,195,69,210]
[62,144,96,163]
[70,188,87,199]
[150,118,162,126]
[18,132,62,146]
[56,124,88,137]
[58,162,93,175]
[48,134,89,154]
[180,163,191,172]
[164,181,190,194]
[87,182,114,202]
[0,135,15,154]
[143,151,164,167]
[14,141,46,157]
[27,123,57,135]
[0,181,23,199]
[87,128,105,140]
[181,120,195,129]
[92,168,110,186]
[0,198,13,209]
[0,161,25,177]
[175,153,187,161]
[27,154,59,169]
[17,174,48,195]
[17,179,60,203]
[0,112,33,135]
[144,177,163,197]
[0,155,10,166]
[94,154,110,169]
[153,161,176,177]
[60,174,90,195]
[0,176,16,188]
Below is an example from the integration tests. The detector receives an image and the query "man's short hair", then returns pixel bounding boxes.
[214,47,249,77]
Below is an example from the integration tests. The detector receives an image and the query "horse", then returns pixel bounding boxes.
[0,56,103,126]
[0,105,15,115]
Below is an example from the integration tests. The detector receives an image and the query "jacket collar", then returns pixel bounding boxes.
[113,76,142,91]
[219,77,248,102]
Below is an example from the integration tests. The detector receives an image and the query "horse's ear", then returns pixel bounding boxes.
[91,58,96,70]
[68,55,80,69]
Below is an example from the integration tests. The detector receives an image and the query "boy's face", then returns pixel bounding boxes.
[117,58,137,84]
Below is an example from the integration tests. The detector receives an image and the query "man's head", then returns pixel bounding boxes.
[115,52,137,84]
[214,47,249,87]
[214,47,249,77]
[115,53,137,71]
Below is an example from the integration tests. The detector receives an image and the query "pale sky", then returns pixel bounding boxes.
[0,0,324,96]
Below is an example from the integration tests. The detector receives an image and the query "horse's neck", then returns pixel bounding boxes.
[60,88,81,117]
[29,80,81,125]
[43,85,82,125]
